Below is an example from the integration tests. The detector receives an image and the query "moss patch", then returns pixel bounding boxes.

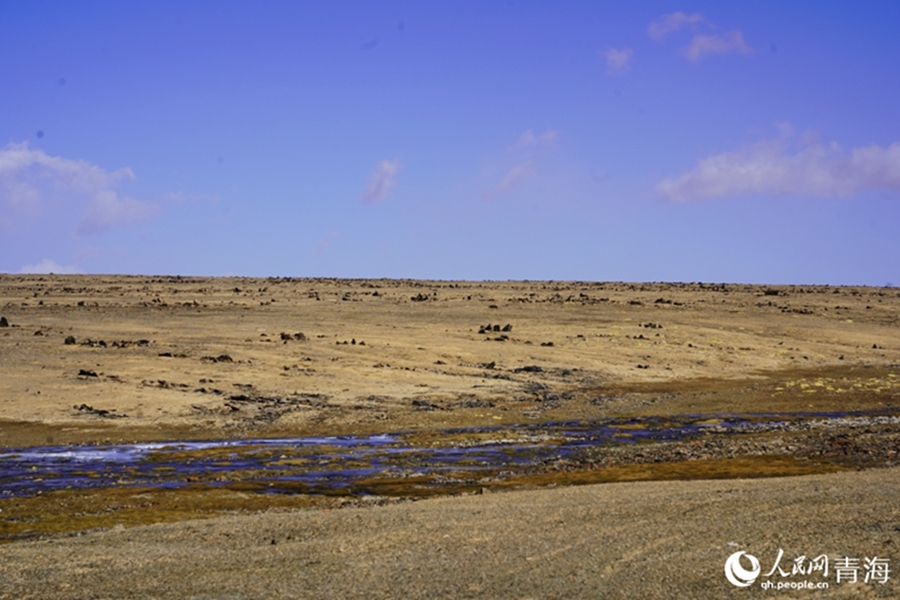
[0,485,335,543]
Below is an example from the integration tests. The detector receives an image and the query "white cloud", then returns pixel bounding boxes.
[657,128,900,201]
[482,161,538,201]
[648,12,751,62]
[683,31,751,62]
[648,12,707,42]
[483,130,561,199]
[18,259,83,275]
[603,48,633,74]
[0,142,132,191]
[78,190,159,235]
[516,128,559,149]
[360,159,401,205]
[0,142,158,235]
[498,161,537,192]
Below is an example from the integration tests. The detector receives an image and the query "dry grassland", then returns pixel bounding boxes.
[1,275,897,444]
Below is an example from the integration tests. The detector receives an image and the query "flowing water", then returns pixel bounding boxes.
[2,410,896,498]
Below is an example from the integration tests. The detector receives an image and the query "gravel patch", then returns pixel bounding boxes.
[1,468,898,599]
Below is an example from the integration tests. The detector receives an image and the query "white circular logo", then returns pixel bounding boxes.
[725,551,761,587]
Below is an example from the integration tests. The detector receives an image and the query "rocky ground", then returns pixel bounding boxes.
[1,275,899,597]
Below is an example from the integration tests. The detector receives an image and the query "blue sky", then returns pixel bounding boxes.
[1,1,898,284]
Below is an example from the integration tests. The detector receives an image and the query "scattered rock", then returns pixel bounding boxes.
[0,317,8,327]
[202,354,234,363]
[143,379,190,389]
[454,399,495,409]
[207,391,330,424]
[74,403,124,418]
[521,382,564,407]
[118,340,147,347]
[78,369,98,377]
[64,335,76,345]
[590,396,617,405]
[478,323,511,334]
[279,331,307,341]
[412,399,441,411]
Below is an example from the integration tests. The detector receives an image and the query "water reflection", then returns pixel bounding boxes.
[1,410,895,498]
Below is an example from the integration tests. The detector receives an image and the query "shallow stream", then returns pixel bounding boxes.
[1,410,895,498]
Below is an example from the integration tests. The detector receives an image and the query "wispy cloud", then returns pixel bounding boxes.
[602,48,633,74]
[483,129,561,200]
[0,142,158,235]
[18,258,83,275]
[498,161,538,193]
[515,128,559,149]
[316,230,338,253]
[164,191,219,204]
[482,161,538,201]
[683,31,751,62]
[360,159,401,205]
[78,190,159,235]
[648,12,707,42]
[657,127,900,201]
[649,12,751,62]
